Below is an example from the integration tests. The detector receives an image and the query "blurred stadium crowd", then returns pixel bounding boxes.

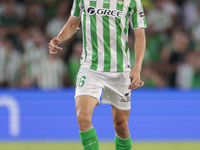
[0,0,200,89]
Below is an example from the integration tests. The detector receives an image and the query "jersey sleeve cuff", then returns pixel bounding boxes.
[132,26,147,29]
[71,12,81,18]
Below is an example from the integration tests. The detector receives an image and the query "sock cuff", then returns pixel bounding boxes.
[79,127,97,140]
[115,134,131,146]
[79,127,94,133]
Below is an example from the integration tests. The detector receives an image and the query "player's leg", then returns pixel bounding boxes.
[111,106,132,150]
[75,95,99,150]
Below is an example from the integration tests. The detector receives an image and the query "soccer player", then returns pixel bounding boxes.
[49,0,147,149]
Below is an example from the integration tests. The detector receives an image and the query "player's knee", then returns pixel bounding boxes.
[77,113,91,131]
[114,122,129,138]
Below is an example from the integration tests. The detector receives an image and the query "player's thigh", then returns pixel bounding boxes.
[75,95,98,118]
[111,105,130,125]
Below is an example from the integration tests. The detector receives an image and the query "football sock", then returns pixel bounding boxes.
[79,127,99,150]
[115,134,132,150]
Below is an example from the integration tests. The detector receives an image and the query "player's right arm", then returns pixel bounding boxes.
[48,15,81,54]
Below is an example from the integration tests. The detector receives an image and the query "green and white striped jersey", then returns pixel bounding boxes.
[71,0,147,72]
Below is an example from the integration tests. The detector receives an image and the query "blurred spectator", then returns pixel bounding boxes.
[19,76,32,88]
[153,46,171,86]
[176,52,194,88]
[67,41,82,86]
[0,38,21,87]
[177,51,200,88]
[162,0,181,27]
[142,63,165,87]
[22,2,45,28]
[37,55,66,89]
[162,0,180,17]
[0,0,26,19]
[0,38,6,86]
[145,25,170,62]
[191,6,200,49]
[147,0,173,32]
[168,29,190,87]
[141,0,154,12]
[0,1,23,52]
[183,0,199,29]
[22,28,48,85]
[190,51,200,88]
[43,0,61,19]
[46,1,71,38]
[0,2,18,27]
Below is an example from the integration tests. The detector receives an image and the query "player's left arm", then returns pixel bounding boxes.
[129,28,146,90]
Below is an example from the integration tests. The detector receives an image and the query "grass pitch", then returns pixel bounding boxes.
[0,142,200,150]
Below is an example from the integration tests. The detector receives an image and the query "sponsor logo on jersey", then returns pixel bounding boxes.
[140,12,145,17]
[87,6,123,18]
[140,5,145,17]
[121,92,130,103]
[117,0,124,5]
[87,6,96,15]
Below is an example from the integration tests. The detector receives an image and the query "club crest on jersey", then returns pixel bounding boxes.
[103,0,110,3]
[87,6,123,18]
[117,0,124,5]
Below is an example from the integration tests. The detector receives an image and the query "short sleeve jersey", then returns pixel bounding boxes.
[71,0,147,72]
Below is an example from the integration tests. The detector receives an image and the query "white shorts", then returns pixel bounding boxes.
[75,68,131,110]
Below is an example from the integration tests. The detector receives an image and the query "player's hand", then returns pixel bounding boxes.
[129,67,144,91]
[48,37,63,54]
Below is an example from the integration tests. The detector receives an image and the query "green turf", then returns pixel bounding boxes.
[0,142,200,150]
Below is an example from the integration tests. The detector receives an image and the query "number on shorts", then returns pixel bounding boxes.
[77,76,86,87]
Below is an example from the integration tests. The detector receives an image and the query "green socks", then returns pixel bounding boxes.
[79,128,131,150]
[79,127,99,150]
[115,134,132,150]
